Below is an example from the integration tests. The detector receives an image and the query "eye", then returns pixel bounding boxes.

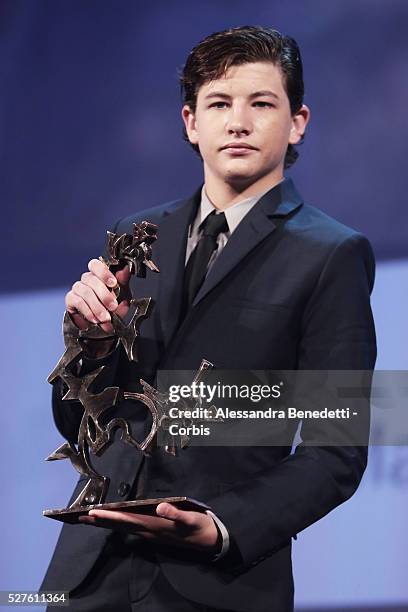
[253,101,274,108]
[209,101,229,109]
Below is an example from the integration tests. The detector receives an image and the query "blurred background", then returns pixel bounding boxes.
[1,1,407,610]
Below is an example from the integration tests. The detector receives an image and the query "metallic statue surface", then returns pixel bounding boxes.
[44,222,214,523]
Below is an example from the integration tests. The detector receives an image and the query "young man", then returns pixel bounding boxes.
[41,26,376,611]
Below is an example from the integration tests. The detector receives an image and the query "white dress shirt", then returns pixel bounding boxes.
[185,184,272,270]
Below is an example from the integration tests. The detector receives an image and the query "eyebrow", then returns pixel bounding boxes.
[204,90,279,101]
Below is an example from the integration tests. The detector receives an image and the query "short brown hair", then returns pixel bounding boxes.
[179,25,305,168]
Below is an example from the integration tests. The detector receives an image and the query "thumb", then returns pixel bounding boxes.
[115,264,131,286]
[156,503,192,525]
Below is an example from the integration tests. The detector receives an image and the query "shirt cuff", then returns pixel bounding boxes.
[206,509,230,561]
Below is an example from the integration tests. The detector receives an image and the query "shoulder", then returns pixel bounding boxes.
[275,196,376,296]
[287,201,374,264]
[291,202,369,249]
[288,202,376,290]
[112,198,187,234]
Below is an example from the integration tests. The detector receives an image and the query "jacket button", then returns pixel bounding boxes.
[118,482,130,497]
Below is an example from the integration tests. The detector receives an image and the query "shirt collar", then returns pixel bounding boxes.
[193,183,282,235]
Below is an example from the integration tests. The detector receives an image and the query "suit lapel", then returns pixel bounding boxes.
[191,178,303,307]
[157,187,201,346]
[157,178,303,346]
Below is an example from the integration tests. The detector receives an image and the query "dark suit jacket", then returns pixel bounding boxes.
[41,178,377,612]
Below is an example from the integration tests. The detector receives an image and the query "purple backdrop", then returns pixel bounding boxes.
[1,0,407,293]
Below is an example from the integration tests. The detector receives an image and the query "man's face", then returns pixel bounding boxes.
[182,61,309,188]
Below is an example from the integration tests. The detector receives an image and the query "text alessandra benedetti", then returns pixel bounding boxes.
[168,407,353,420]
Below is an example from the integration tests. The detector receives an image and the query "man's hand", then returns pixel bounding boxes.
[65,258,131,334]
[78,502,220,556]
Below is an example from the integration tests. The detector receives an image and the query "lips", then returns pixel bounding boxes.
[220,143,258,156]
[221,143,257,151]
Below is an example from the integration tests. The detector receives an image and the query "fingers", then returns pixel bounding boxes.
[115,265,131,287]
[87,509,147,527]
[66,281,112,325]
[65,258,131,330]
[154,508,217,550]
[81,272,118,313]
[79,509,159,538]
[156,502,181,521]
[82,506,196,531]
[78,512,151,537]
[156,503,196,528]
[88,258,117,288]
[78,507,215,550]
[65,292,98,326]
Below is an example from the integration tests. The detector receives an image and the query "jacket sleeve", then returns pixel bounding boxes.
[206,233,377,572]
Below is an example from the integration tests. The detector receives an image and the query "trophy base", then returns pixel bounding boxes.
[43,497,211,524]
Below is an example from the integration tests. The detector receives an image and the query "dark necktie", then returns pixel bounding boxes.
[184,210,229,308]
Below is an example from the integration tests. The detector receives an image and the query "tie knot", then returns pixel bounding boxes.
[200,211,228,238]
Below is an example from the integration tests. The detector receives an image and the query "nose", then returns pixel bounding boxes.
[226,102,252,136]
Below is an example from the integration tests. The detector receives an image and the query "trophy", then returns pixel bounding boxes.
[43,222,215,523]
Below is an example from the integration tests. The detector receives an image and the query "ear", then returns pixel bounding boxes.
[288,104,311,145]
[181,105,199,145]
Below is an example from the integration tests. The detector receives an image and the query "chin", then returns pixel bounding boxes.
[223,175,258,189]
[223,163,254,176]
[223,167,259,183]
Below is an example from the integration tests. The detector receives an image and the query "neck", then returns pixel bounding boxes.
[203,168,285,210]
